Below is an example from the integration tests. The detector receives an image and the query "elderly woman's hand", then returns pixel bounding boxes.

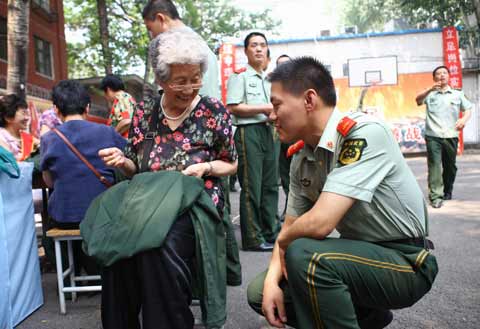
[182,162,211,178]
[99,147,127,168]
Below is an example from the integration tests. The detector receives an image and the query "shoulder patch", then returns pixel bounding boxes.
[339,139,367,165]
[286,140,305,158]
[337,116,357,137]
[234,67,247,74]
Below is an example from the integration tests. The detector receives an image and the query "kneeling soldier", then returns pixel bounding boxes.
[247,57,438,329]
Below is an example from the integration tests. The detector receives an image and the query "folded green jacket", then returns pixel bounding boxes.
[80,171,228,328]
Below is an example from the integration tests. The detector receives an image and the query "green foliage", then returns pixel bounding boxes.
[342,0,479,53]
[65,0,149,78]
[64,0,280,78]
[342,0,401,33]
[176,0,280,49]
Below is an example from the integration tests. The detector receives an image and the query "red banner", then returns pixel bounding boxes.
[219,44,236,105]
[442,26,463,154]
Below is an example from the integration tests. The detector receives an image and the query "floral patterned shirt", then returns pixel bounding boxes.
[39,108,62,131]
[124,95,237,213]
[108,91,136,138]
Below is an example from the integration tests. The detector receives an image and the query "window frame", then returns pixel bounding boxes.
[34,36,54,79]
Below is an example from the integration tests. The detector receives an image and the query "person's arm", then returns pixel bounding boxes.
[98,147,137,178]
[182,159,237,178]
[277,192,354,254]
[262,214,296,327]
[227,103,273,118]
[261,192,355,328]
[42,170,54,188]
[115,118,131,135]
[416,82,441,106]
[456,109,471,130]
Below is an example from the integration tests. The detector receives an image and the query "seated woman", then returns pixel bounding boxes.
[0,94,38,161]
[40,80,126,273]
[98,29,237,329]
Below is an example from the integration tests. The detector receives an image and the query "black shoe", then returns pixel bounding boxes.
[444,192,452,200]
[358,309,393,329]
[431,199,443,208]
[246,242,274,252]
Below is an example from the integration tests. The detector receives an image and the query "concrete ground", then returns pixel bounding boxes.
[17,153,480,329]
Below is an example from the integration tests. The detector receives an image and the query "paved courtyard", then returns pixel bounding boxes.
[17,153,480,329]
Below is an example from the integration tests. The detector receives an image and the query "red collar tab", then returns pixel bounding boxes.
[337,117,357,137]
[286,140,305,158]
[234,67,247,74]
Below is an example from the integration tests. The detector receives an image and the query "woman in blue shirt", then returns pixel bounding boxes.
[40,80,126,274]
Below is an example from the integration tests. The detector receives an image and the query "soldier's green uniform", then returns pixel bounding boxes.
[424,86,472,202]
[247,110,438,328]
[227,64,279,249]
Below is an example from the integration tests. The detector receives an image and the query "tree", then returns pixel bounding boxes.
[177,0,279,49]
[342,0,400,33]
[397,0,479,56]
[342,0,479,56]
[97,0,112,75]
[6,0,30,99]
[64,0,280,79]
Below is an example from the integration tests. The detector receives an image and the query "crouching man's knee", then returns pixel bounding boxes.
[247,270,267,315]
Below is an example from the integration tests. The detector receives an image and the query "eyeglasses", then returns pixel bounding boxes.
[168,83,203,92]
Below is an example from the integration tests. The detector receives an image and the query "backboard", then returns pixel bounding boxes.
[348,56,398,87]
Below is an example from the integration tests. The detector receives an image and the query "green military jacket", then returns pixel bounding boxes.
[288,110,429,242]
[424,86,472,138]
[80,171,230,329]
[226,64,271,125]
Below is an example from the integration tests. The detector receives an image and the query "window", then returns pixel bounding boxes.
[0,17,6,61]
[34,36,53,78]
[33,0,50,12]
[343,63,349,77]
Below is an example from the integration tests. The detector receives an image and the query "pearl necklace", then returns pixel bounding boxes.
[160,95,190,121]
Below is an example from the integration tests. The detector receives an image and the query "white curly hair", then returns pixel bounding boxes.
[149,27,209,83]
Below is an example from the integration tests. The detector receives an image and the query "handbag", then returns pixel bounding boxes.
[52,128,113,188]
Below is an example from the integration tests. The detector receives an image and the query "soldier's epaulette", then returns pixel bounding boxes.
[234,67,247,74]
[337,116,357,137]
[286,140,305,158]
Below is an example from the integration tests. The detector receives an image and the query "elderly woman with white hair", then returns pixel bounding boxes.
[98,29,237,329]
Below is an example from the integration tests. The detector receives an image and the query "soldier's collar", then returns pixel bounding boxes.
[435,85,453,94]
[246,64,267,78]
[317,109,343,152]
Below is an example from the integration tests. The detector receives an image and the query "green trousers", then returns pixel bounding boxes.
[247,238,438,329]
[426,136,458,202]
[234,123,280,249]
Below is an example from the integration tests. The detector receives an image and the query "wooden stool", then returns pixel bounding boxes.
[46,228,101,314]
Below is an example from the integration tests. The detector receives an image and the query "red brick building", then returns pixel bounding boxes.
[0,0,68,110]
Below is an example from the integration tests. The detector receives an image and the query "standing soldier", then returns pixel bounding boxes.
[415,66,472,208]
[247,57,438,329]
[227,32,279,251]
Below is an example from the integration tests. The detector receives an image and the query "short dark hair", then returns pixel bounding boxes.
[0,94,28,127]
[276,54,291,65]
[244,32,268,49]
[52,80,91,117]
[142,0,180,21]
[432,65,450,77]
[269,56,337,107]
[100,74,125,92]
